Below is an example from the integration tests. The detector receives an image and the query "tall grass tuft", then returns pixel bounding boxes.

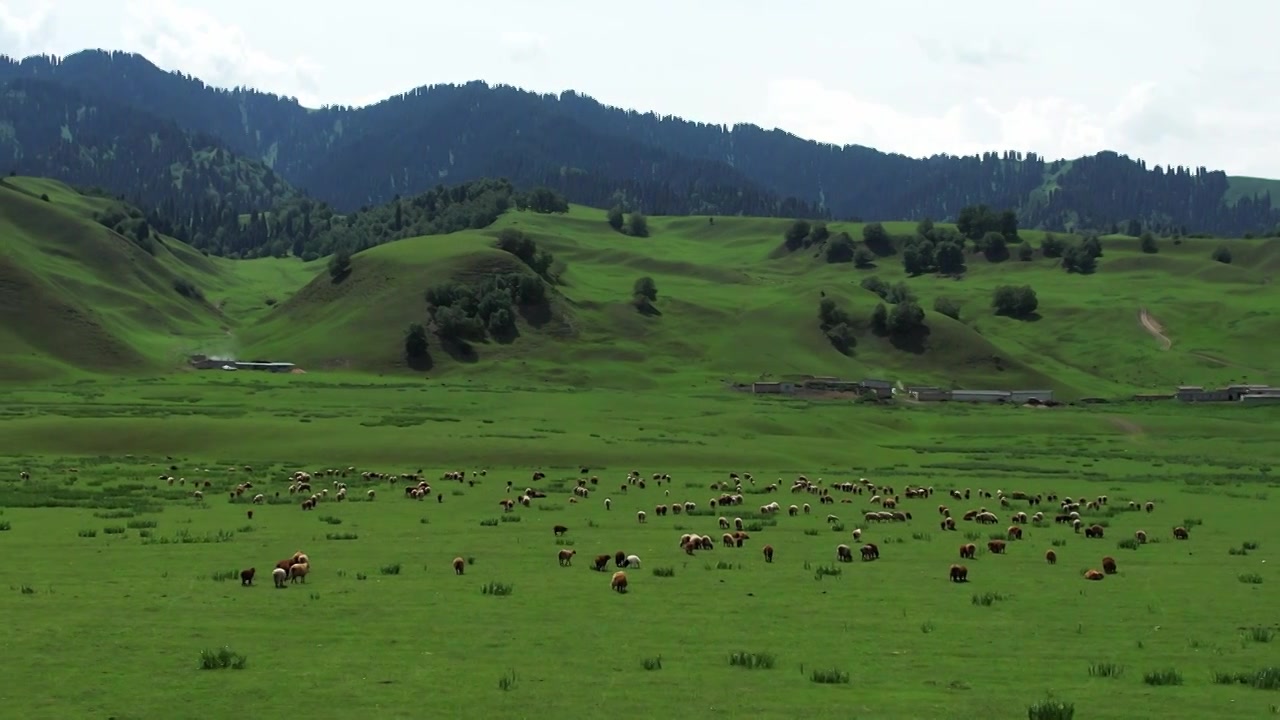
[1088,662,1124,678]
[652,567,675,577]
[1027,698,1075,720]
[1143,669,1183,686]
[641,656,663,671]
[198,647,248,670]
[808,667,850,684]
[481,581,513,596]
[728,651,776,669]
[497,669,517,691]
[380,563,402,576]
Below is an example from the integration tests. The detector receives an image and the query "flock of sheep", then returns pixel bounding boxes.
[129,463,1197,596]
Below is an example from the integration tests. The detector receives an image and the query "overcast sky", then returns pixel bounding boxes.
[3,0,1277,177]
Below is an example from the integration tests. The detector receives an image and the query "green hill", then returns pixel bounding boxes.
[236,206,1279,398]
[0,177,316,379]
[3,179,1277,398]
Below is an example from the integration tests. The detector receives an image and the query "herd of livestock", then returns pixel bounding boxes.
[131,464,1196,593]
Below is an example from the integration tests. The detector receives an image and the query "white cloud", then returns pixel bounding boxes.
[757,76,1277,175]
[498,30,548,64]
[0,2,54,56]
[920,38,1026,68]
[120,0,322,105]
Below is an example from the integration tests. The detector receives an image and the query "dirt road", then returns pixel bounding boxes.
[1138,308,1171,350]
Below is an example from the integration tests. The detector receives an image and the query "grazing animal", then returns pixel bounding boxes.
[240,568,255,586]
[625,554,641,569]
[452,556,465,575]
[860,543,879,561]
[604,498,611,511]
[987,540,1007,554]
[1045,549,1057,565]
[246,510,253,520]
[762,544,774,563]
[1173,526,1189,540]
[288,562,309,583]
[593,554,610,571]
[1135,530,1148,544]
[1084,569,1105,581]
[615,550,627,568]
[1144,501,1155,513]
[558,548,576,566]
[960,543,976,559]
[637,511,646,524]
[1101,556,1117,574]
[836,544,853,562]
[611,570,628,593]
[553,524,569,537]
[1006,526,1023,540]
[949,564,968,582]
[272,567,288,588]
[1084,524,1104,539]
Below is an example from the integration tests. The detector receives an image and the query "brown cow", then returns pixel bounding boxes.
[1101,556,1117,574]
[611,571,628,593]
[1084,569,1104,581]
[987,540,1007,554]
[960,543,976,559]
[1173,526,1189,540]
[452,556,465,575]
[240,568,255,586]
[593,554,611,571]
[1045,549,1057,565]
[558,548,576,567]
[762,544,774,563]
[949,564,968,582]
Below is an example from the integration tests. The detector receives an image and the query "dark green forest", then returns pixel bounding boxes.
[3,49,1278,259]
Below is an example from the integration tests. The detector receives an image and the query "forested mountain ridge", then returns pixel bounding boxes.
[3,49,1278,239]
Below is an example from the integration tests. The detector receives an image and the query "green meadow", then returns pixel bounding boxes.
[2,177,1279,718]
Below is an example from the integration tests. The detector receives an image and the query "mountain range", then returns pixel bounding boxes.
[3,48,1279,254]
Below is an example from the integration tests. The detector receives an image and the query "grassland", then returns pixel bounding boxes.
[1,375,1278,719]
[3,177,1279,717]
[5,176,1279,397]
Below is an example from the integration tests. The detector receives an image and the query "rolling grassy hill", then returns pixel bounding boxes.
[0,177,317,379]
[237,206,1280,399]
[3,177,1278,397]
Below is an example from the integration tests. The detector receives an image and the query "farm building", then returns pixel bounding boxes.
[860,379,894,399]
[950,390,1012,403]
[1240,392,1280,404]
[752,382,796,395]
[1176,385,1236,402]
[801,377,861,392]
[904,386,949,401]
[188,355,295,373]
[1132,393,1175,401]
[233,362,296,373]
[1009,389,1055,404]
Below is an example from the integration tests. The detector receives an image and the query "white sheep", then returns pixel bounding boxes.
[604,498,611,510]
[272,567,288,588]
[637,510,646,524]
[625,554,641,568]
[367,489,376,500]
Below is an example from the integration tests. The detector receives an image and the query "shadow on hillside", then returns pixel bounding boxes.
[439,338,479,363]
[635,301,663,317]
[889,326,930,354]
[329,269,351,284]
[406,352,434,372]
[997,311,1043,322]
[518,301,553,329]
[490,322,520,345]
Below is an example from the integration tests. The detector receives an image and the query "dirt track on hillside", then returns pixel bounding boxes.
[1139,308,1171,350]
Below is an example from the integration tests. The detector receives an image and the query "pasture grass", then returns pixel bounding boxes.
[0,370,1278,718]
[6,177,1280,401]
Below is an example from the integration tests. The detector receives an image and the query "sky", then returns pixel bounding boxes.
[3,0,1278,178]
